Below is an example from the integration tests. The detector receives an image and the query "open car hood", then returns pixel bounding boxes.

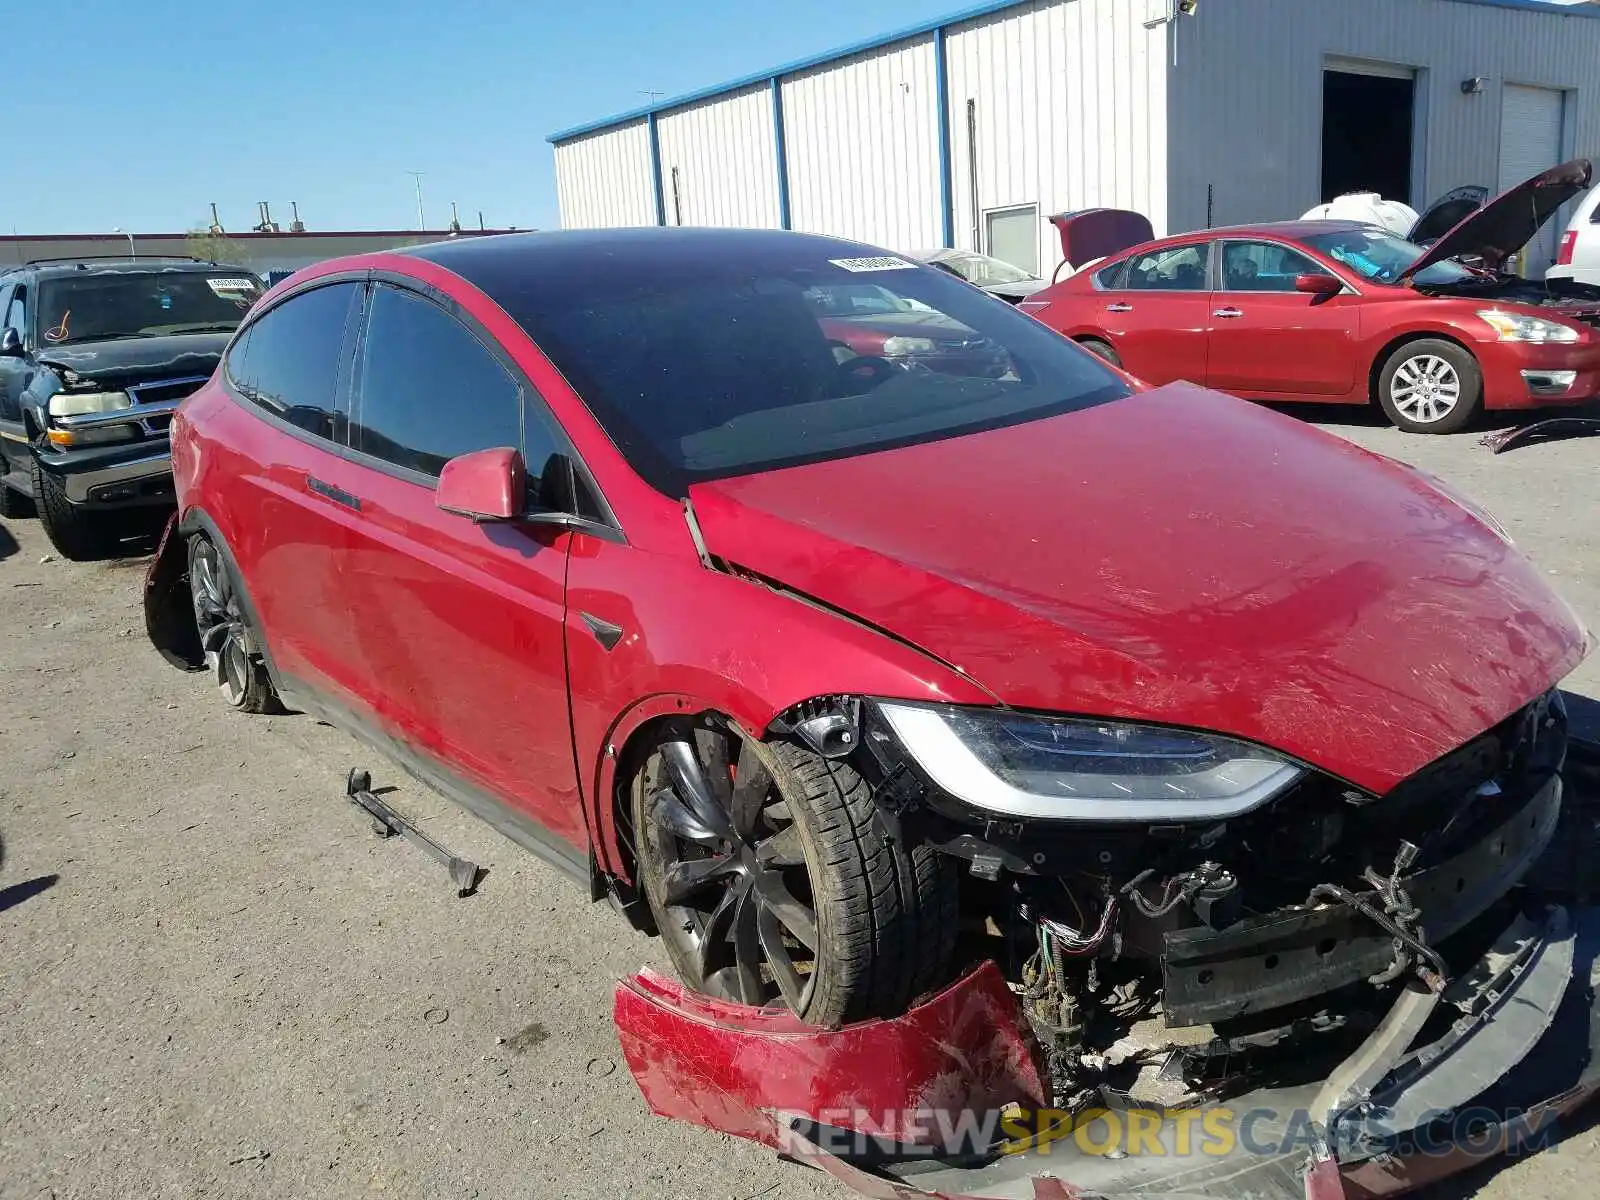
[688,383,1587,796]
[1400,158,1593,279]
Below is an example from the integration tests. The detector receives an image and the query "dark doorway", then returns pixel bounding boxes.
[1321,70,1415,203]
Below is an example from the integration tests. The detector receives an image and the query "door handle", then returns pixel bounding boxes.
[307,476,362,511]
[1213,307,1243,319]
[1106,302,1133,313]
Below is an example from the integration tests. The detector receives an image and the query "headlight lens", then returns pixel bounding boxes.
[1477,309,1581,344]
[876,702,1304,821]
[48,390,133,417]
[881,336,938,356]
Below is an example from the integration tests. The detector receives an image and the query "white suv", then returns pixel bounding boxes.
[1549,184,1600,287]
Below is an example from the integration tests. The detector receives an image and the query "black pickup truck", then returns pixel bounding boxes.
[0,257,264,559]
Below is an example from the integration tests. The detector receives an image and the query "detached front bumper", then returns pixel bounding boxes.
[615,742,1600,1200]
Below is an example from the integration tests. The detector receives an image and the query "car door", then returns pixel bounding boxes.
[0,282,33,470]
[339,279,586,856]
[1205,240,1360,399]
[1092,241,1212,385]
[218,279,369,696]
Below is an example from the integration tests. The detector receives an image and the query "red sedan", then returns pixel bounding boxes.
[1028,159,1600,433]
[142,228,1595,1193]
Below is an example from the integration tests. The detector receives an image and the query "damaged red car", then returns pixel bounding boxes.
[147,228,1600,1200]
[1028,159,1600,434]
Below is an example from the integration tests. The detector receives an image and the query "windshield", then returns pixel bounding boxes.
[472,237,1130,494]
[935,251,1036,286]
[38,271,263,345]
[1300,229,1475,287]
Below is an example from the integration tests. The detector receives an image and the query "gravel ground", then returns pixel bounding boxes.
[3,406,1600,1200]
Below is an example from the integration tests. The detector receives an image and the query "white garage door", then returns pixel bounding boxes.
[1498,84,1565,273]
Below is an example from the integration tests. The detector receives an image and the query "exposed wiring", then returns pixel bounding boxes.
[1039,896,1119,957]
[1121,864,1226,919]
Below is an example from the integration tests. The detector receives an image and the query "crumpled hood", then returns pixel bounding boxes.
[689,384,1587,795]
[37,331,230,387]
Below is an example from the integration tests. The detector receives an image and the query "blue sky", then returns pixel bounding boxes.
[7,0,958,236]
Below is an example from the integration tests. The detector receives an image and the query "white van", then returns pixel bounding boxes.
[1549,184,1600,287]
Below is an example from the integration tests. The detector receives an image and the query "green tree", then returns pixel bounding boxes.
[185,226,250,267]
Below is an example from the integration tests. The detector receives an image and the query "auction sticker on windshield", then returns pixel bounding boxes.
[206,277,260,297]
[829,256,918,273]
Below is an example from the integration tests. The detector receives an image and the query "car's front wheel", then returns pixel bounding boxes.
[30,457,116,560]
[1377,339,1483,434]
[630,715,957,1026]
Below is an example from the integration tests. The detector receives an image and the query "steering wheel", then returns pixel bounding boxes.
[833,354,900,392]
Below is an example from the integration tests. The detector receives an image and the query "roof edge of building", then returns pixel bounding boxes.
[546,0,1028,145]
[546,0,1600,147]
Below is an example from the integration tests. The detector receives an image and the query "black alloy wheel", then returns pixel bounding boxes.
[188,536,280,713]
[635,718,822,1012]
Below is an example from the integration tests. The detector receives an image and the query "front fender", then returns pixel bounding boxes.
[565,536,995,879]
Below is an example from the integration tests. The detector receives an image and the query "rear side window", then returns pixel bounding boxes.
[229,282,360,441]
[1093,260,1127,289]
[1125,244,1210,291]
[351,285,530,480]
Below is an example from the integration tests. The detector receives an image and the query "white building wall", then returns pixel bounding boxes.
[945,0,1170,278]
[553,121,657,229]
[781,38,944,250]
[656,85,782,228]
[1168,0,1600,238]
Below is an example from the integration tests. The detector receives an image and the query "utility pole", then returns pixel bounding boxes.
[407,171,427,230]
[638,89,665,104]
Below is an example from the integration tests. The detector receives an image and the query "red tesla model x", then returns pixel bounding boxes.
[1027,159,1600,434]
[147,230,1584,1070]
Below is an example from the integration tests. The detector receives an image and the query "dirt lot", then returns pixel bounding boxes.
[4,408,1600,1200]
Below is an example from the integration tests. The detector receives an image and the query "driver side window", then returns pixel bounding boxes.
[3,286,27,341]
[1219,242,1330,293]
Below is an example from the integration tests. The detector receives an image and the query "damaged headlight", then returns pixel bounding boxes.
[876,702,1304,821]
[48,390,133,417]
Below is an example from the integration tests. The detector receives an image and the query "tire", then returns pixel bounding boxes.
[187,534,282,714]
[630,715,958,1026]
[1376,339,1483,434]
[30,456,116,560]
[1078,337,1122,368]
[0,480,33,519]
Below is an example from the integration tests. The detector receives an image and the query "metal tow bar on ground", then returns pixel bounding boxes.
[343,767,483,897]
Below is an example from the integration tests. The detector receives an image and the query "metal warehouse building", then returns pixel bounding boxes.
[548,0,1600,278]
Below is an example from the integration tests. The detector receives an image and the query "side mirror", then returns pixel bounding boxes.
[436,446,525,522]
[1294,273,1342,296]
[0,327,22,357]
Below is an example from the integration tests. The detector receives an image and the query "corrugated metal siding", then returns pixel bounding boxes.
[553,122,657,229]
[781,38,943,249]
[1167,0,1600,235]
[656,86,781,228]
[945,0,1169,276]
